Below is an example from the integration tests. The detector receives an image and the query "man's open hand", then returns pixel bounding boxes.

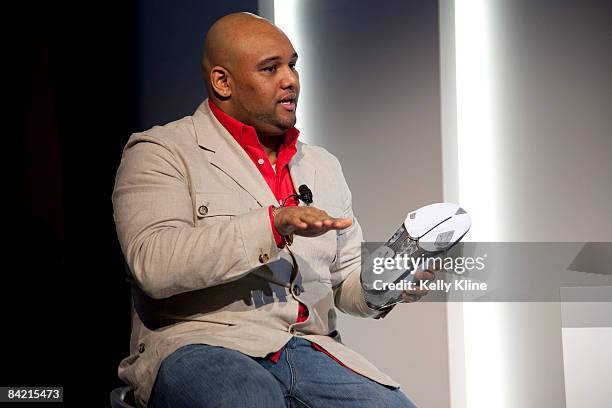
[274,206,352,238]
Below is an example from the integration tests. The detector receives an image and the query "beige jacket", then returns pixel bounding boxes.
[112,100,398,407]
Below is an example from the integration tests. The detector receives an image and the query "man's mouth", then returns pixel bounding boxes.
[278,94,297,112]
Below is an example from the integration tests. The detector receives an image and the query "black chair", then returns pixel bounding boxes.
[110,386,136,408]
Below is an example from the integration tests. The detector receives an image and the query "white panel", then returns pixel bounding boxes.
[562,328,612,408]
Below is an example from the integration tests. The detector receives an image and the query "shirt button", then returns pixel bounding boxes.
[259,253,269,263]
[198,205,208,216]
[257,158,264,165]
[292,285,301,296]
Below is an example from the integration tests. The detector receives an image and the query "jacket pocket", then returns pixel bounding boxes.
[194,192,249,225]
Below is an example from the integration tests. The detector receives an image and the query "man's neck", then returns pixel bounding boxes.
[258,134,281,165]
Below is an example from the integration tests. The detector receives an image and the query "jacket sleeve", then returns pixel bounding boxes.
[327,155,396,319]
[112,133,281,299]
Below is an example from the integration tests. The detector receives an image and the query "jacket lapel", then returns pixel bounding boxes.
[289,142,316,205]
[193,101,277,207]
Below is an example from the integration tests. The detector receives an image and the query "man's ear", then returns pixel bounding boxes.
[210,66,232,98]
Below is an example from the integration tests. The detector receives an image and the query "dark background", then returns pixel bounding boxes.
[13,0,612,406]
[15,1,256,405]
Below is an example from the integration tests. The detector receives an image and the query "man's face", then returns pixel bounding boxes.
[228,29,300,136]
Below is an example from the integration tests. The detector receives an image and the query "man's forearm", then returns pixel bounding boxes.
[333,267,395,319]
[122,207,280,299]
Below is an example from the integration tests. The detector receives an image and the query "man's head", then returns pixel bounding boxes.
[202,13,299,136]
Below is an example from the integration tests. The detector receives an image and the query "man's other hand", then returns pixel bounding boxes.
[400,265,437,303]
[274,206,352,238]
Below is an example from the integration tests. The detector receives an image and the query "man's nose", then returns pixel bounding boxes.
[280,66,299,89]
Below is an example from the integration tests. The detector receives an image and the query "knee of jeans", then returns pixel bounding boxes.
[185,374,285,408]
[235,376,285,407]
[152,345,214,392]
[152,345,285,408]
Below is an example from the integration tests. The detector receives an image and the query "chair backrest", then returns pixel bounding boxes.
[110,386,135,408]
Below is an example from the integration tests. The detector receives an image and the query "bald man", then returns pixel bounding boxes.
[113,12,425,408]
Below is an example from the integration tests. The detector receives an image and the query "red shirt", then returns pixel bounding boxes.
[208,99,347,366]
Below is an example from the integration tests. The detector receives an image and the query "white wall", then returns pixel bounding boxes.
[441,0,612,407]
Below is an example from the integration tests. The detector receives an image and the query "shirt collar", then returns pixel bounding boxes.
[208,99,299,152]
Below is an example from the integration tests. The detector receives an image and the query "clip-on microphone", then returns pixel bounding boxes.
[282,184,313,206]
[297,184,313,205]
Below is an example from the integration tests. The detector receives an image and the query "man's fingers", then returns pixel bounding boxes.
[321,218,334,227]
[401,291,426,303]
[414,270,435,281]
[300,213,324,227]
[276,206,353,237]
[291,217,308,230]
[331,218,352,229]
[414,271,427,280]
[402,285,429,300]
[400,270,437,302]
[299,215,351,231]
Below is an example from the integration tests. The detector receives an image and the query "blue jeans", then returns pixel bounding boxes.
[150,337,416,408]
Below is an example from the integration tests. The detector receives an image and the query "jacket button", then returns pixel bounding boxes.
[292,285,301,296]
[138,343,145,353]
[259,253,269,263]
[198,205,208,216]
